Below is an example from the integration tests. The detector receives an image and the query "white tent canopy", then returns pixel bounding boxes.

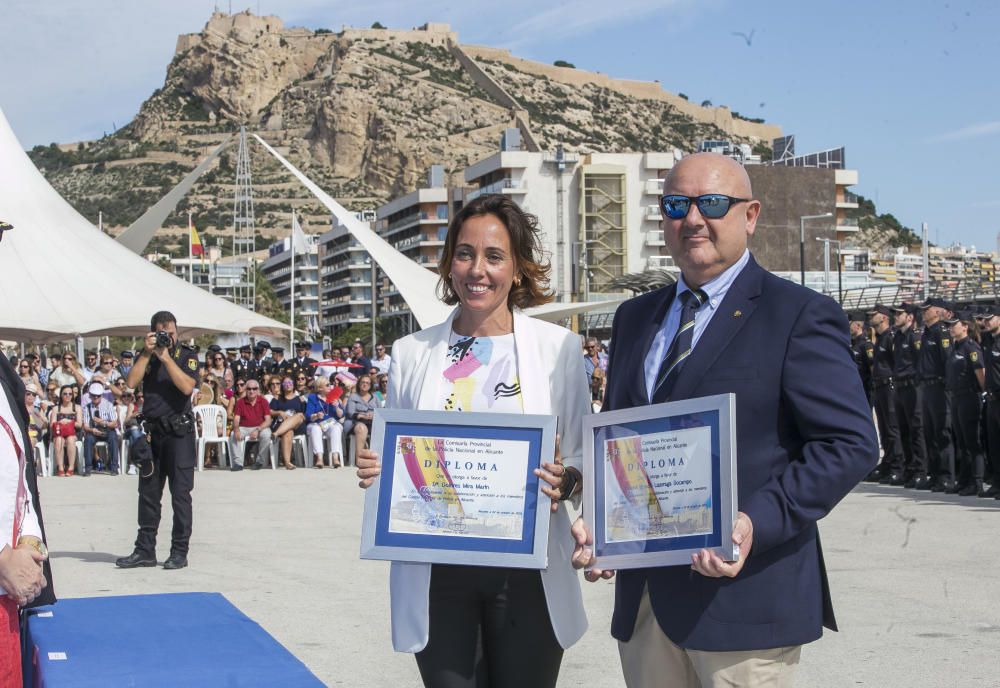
[0,107,288,342]
[254,135,621,329]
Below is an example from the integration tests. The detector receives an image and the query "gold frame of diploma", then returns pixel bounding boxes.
[360,408,557,568]
[583,393,739,570]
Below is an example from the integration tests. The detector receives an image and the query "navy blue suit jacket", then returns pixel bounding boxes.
[605,255,877,651]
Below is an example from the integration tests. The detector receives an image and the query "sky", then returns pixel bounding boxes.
[2,0,998,251]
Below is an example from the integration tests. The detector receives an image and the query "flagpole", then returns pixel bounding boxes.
[289,212,295,348]
[188,211,193,284]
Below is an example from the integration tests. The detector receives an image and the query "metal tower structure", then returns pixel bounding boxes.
[232,125,256,310]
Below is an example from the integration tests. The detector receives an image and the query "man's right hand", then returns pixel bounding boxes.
[356,447,381,488]
[0,545,47,607]
[142,332,157,356]
[571,517,615,582]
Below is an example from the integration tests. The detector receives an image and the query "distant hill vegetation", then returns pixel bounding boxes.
[27,11,780,255]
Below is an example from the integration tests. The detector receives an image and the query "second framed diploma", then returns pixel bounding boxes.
[583,393,738,569]
[360,409,556,569]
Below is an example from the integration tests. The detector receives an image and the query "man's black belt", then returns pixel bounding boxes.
[141,411,195,436]
[987,389,1000,401]
[894,377,916,387]
[873,377,894,389]
[917,376,944,385]
[945,386,980,394]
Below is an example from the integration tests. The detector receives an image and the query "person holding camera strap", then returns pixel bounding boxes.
[116,311,199,571]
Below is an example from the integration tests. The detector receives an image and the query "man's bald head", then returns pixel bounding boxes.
[664,153,754,199]
[659,153,761,287]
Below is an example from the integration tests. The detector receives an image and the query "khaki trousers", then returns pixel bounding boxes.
[618,588,801,688]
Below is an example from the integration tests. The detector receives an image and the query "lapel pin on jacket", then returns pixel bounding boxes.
[733,310,743,318]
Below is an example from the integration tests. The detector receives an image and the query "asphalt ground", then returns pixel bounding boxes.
[36,468,1000,687]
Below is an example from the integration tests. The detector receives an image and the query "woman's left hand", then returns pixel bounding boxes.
[534,434,568,513]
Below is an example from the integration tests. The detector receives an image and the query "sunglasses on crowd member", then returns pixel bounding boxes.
[236,380,246,387]
[245,384,259,391]
[659,194,750,220]
[296,376,306,382]
[269,380,280,387]
[101,359,114,365]
[25,390,36,397]
[18,363,29,369]
[61,391,73,397]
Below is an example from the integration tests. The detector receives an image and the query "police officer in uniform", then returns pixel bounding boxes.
[294,341,318,380]
[850,316,874,409]
[917,298,957,491]
[248,341,271,383]
[942,311,987,496]
[982,307,1000,498]
[116,350,134,381]
[891,304,925,486]
[269,347,293,378]
[867,305,904,484]
[115,311,199,570]
[232,345,253,382]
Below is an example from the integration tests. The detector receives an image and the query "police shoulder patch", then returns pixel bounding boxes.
[188,358,198,371]
[970,351,979,362]
[942,338,950,348]
[915,340,922,350]
[867,349,874,358]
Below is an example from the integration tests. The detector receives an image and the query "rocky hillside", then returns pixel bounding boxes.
[27,11,781,256]
[847,195,923,250]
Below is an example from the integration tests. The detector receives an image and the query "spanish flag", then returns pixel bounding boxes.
[190,224,205,260]
[608,436,663,518]
[400,436,464,515]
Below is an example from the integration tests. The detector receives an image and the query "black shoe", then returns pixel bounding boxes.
[163,554,188,570]
[913,476,933,490]
[250,462,263,471]
[109,468,119,476]
[903,477,917,488]
[81,470,91,477]
[958,483,981,497]
[116,551,157,568]
[984,485,1000,497]
[887,474,905,486]
[865,469,883,483]
[944,481,962,494]
[231,464,244,472]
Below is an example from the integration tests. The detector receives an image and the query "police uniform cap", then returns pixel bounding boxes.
[920,297,953,310]
[943,309,973,324]
[239,345,252,353]
[226,348,237,355]
[866,304,892,317]
[120,351,133,359]
[255,340,271,351]
[207,344,222,353]
[272,346,284,354]
[295,341,310,349]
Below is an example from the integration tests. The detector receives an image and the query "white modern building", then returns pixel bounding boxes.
[462,132,683,302]
[374,165,454,332]
[158,246,255,306]
[260,233,321,337]
[317,213,376,336]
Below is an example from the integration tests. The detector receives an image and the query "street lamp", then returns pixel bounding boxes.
[799,212,834,286]
[816,237,844,303]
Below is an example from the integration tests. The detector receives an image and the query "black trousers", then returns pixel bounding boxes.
[894,381,924,476]
[415,564,562,688]
[918,381,954,480]
[134,427,196,557]
[873,382,904,473]
[948,389,985,486]
[987,397,1000,482]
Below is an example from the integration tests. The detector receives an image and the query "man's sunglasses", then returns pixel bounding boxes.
[659,194,750,220]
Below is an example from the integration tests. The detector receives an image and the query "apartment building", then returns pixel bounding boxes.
[462,130,681,301]
[316,213,376,338]
[159,246,255,306]
[260,233,321,336]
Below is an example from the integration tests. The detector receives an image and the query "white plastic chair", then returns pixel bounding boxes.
[194,404,231,471]
[34,441,50,477]
[271,434,307,468]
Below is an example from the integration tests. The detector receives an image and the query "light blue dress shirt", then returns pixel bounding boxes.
[643,249,751,401]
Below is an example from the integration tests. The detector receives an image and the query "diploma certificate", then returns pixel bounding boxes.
[361,409,556,568]
[583,394,738,569]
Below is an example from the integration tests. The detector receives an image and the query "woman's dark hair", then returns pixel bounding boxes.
[437,195,553,309]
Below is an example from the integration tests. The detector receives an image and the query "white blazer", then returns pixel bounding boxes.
[384,308,590,653]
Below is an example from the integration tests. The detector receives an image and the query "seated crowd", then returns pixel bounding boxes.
[12,338,392,476]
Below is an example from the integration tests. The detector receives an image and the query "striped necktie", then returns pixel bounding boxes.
[652,288,708,403]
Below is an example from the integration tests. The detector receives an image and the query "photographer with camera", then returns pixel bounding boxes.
[115,311,199,571]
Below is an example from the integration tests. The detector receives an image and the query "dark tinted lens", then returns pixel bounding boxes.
[695,194,733,218]
[660,195,691,219]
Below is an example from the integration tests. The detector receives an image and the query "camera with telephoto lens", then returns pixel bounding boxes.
[155,331,173,349]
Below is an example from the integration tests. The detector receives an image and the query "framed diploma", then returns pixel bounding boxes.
[360,408,556,569]
[583,393,738,570]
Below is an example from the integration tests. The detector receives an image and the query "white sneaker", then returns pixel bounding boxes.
[127,465,137,475]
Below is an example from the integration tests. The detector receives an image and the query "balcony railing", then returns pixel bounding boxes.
[466,178,526,201]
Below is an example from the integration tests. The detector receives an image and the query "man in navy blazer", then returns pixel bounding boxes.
[572,154,878,686]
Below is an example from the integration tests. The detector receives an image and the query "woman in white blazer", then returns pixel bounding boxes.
[357,195,590,688]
